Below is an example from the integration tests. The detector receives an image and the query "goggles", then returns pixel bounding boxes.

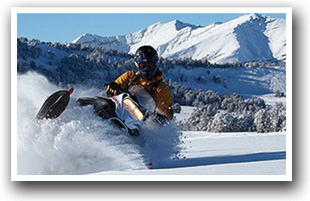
[138,63,156,71]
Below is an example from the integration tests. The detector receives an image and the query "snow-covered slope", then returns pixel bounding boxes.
[166,65,286,97]
[95,132,286,176]
[72,13,286,64]
[17,38,287,98]
[16,72,286,177]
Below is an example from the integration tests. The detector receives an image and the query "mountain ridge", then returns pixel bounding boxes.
[72,13,286,64]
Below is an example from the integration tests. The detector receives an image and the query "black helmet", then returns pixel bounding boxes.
[134,45,159,80]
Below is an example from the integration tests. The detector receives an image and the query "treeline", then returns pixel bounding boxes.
[168,82,286,133]
[182,102,286,133]
[17,38,134,87]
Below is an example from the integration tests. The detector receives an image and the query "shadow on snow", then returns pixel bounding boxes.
[153,151,286,169]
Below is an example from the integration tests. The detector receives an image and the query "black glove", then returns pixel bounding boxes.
[105,82,123,97]
[154,113,169,126]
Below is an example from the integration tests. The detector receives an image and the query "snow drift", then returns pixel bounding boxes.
[17,72,181,175]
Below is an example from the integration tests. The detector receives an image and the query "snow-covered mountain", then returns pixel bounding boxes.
[72,13,286,64]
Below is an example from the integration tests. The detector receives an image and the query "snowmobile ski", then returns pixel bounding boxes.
[36,88,74,120]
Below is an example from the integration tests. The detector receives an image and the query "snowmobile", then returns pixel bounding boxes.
[36,84,161,137]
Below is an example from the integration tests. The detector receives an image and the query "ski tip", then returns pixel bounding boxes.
[68,88,74,95]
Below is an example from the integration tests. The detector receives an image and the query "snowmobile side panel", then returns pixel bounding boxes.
[77,97,116,119]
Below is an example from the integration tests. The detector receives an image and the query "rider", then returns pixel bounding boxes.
[106,45,174,121]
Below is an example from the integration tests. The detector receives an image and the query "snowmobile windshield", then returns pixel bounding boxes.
[128,85,156,113]
[123,98,144,121]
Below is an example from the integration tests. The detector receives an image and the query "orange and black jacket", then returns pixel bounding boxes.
[108,69,174,120]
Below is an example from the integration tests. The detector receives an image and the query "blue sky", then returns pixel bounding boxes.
[17,13,286,44]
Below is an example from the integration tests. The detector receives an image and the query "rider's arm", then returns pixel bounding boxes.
[155,83,174,120]
[114,71,136,91]
[106,71,135,97]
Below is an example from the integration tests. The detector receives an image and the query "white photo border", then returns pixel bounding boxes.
[11,7,292,181]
